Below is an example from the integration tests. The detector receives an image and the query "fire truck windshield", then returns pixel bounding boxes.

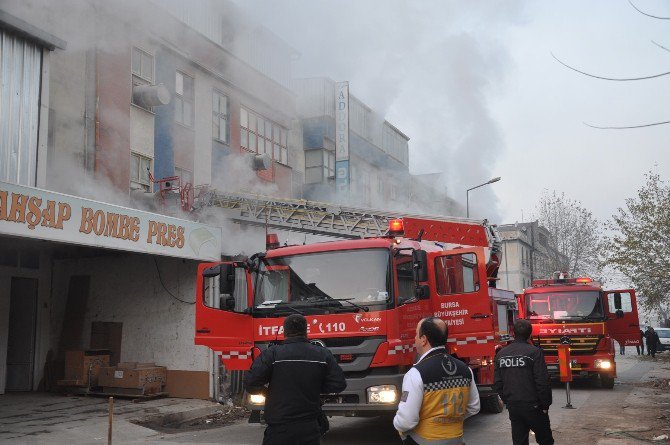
[254,248,390,313]
[527,291,605,321]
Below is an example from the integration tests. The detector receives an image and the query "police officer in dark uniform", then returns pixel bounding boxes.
[493,319,554,445]
[244,314,346,445]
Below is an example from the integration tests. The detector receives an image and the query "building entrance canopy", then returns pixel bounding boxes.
[0,181,221,261]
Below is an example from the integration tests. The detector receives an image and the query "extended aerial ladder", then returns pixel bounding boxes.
[191,188,502,275]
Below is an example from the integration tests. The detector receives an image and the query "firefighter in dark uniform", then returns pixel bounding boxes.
[493,319,554,445]
[244,314,346,445]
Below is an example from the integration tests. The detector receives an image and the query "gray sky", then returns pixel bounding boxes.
[234,0,670,224]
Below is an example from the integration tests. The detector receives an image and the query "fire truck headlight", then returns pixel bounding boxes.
[249,394,266,405]
[594,359,612,370]
[367,385,397,404]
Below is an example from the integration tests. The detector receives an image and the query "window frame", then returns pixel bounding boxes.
[212,90,230,144]
[130,152,153,191]
[132,47,154,83]
[434,252,480,296]
[240,107,289,165]
[175,70,195,127]
[131,47,155,112]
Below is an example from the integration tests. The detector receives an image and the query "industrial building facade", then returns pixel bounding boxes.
[0,0,299,399]
[294,77,411,208]
[0,0,435,399]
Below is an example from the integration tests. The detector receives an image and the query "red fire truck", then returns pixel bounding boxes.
[516,273,641,388]
[194,217,516,416]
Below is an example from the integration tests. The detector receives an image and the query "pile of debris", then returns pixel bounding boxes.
[133,405,250,434]
[637,377,670,390]
[185,406,250,429]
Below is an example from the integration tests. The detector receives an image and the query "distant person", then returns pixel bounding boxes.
[619,340,625,355]
[647,327,661,359]
[494,319,554,445]
[645,326,654,356]
[636,329,645,355]
[394,317,480,445]
[244,314,346,445]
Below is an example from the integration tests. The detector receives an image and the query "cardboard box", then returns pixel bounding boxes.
[98,363,167,395]
[58,350,110,387]
[165,370,209,399]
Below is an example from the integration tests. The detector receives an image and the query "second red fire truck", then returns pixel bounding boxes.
[516,273,641,388]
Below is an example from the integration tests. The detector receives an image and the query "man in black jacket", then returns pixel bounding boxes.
[493,319,554,445]
[244,314,346,445]
[647,327,660,358]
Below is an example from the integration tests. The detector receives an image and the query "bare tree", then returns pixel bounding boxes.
[534,191,604,278]
[605,170,670,323]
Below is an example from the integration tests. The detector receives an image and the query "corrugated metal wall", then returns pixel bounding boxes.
[0,30,42,186]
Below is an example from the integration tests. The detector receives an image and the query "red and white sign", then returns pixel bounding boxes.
[534,323,604,336]
[253,311,387,341]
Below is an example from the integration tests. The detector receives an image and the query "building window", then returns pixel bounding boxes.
[389,184,398,201]
[240,107,289,165]
[212,90,229,143]
[304,149,334,184]
[130,152,152,191]
[435,253,480,295]
[175,71,194,127]
[131,47,154,111]
[323,150,335,179]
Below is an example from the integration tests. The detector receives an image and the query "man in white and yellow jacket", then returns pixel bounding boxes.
[393,317,480,445]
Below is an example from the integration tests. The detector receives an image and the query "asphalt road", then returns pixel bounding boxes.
[0,351,654,444]
[160,350,652,445]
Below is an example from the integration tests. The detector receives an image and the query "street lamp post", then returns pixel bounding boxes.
[466,177,501,218]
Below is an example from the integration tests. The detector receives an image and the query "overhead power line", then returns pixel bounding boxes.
[584,120,670,130]
[652,40,670,54]
[551,53,670,81]
[629,0,670,20]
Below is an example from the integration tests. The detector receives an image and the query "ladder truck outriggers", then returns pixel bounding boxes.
[193,191,516,417]
[517,273,641,388]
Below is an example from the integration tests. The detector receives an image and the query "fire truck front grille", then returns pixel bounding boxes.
[322,394,360,404]
[322,337,373,347]
[536,336,601,355]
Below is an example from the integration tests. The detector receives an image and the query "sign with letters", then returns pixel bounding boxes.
[0,181,222,261]
[335,81,350,161]
[335,81,350,192]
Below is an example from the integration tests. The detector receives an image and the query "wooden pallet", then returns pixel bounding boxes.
[56,379,86,387]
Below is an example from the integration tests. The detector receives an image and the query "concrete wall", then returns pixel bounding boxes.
[50,254,208,372]
[500,239,524,293]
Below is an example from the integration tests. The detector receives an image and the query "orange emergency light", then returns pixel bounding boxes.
[557,344,572,383]
[388,219,404,236]
[266,233,280,250]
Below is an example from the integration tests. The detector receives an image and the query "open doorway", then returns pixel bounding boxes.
[6,277,38,391]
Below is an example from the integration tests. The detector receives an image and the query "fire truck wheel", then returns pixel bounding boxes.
[600,374,615,389]
[481,394,505,413]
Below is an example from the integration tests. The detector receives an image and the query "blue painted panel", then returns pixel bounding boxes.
[153,50,177,190]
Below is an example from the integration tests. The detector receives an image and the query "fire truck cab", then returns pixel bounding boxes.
[195,217,516,416]
[517,274,640,388]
